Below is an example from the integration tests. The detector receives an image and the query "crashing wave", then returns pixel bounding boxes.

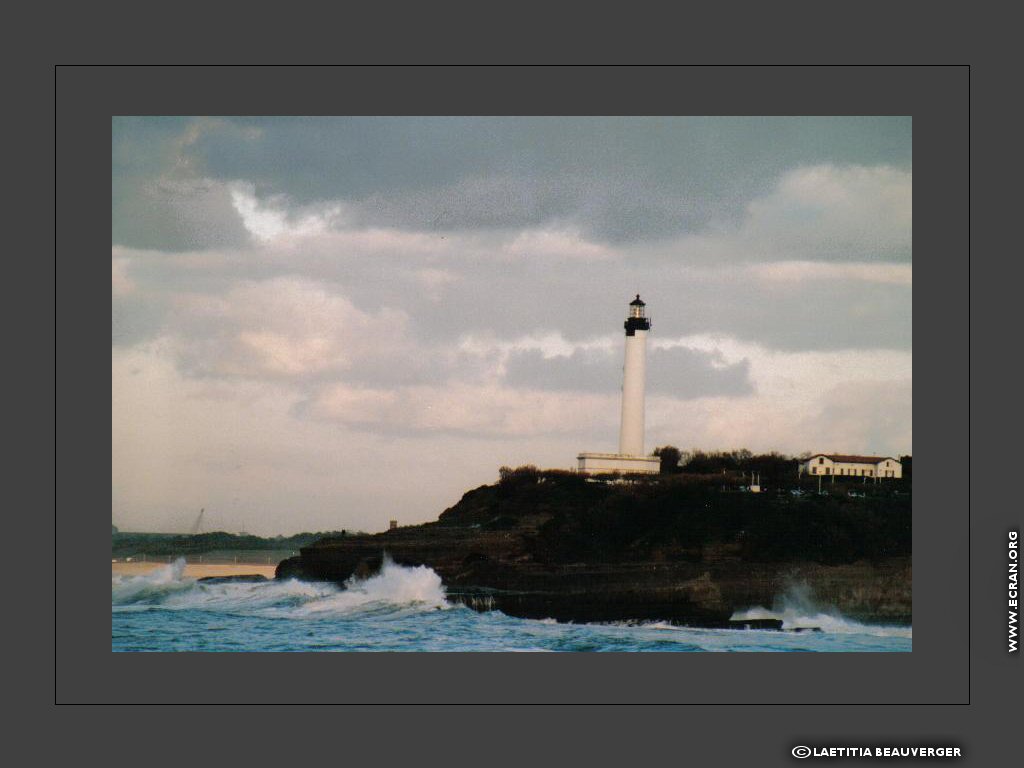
[112,554,449,618]
[730,583,912,638]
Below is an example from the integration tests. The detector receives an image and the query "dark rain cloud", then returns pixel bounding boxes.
[114,116,911,250]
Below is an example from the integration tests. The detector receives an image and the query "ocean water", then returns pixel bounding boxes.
[112,558,912,652]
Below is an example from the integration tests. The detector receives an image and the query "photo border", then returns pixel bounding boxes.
[58,64,969,705]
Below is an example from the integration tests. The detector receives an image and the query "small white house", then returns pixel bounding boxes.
[798,454,903,479]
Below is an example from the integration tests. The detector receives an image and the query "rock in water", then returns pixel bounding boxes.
[197,574,269,584]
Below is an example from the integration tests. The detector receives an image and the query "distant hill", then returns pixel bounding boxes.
[111,529,355,558]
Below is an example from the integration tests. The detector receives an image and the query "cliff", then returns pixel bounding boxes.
[277,471,912,626]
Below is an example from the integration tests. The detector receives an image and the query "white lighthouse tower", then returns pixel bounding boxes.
[577,295,661,475]
[619,294,650,456]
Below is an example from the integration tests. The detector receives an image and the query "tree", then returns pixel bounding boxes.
[498,465,540,484]
[899,455,912,480]
[653,445,683,475]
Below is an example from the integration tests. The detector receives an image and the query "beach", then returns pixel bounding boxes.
[112,561,279,579]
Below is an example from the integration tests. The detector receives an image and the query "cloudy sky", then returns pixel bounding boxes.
[112,117,912,534]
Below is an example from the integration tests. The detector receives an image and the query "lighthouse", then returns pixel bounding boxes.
[577,295,661,475]
[619,294,650,456]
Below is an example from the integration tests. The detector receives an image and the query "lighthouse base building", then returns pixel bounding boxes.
[577,295,661,476]
[577,452,660,475]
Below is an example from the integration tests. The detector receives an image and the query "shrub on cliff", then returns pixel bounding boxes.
[653,445,683,474]
[680,449,799,486]
[437,467,910,566]
[498,465,541,484]
[525,480,910,566]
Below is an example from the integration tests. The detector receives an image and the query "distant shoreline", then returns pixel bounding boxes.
[112,561,279,580]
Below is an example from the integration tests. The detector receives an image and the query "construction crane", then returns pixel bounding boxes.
[189,508,205,535]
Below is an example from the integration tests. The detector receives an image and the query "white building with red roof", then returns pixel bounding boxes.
[798,454,903,479]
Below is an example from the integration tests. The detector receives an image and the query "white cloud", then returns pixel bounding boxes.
[229,184,341,242]
[744,164,912,258]
[402,267,462,302]
[459,331,615,363]
[749,260,912,286]
[112,254,135,296]
[307,381,616,438]
[292,328,909,456]
[657,163,912,265]
[647,334,911,456]
[656,333,911,393]
[502,226,615,261]
[170,276,411,379]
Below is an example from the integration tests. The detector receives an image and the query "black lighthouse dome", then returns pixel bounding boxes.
[625,294,651,335]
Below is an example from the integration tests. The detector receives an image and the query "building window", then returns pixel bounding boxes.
[819,457,824,464]
[810,467,816,475]
[825,468,831,475]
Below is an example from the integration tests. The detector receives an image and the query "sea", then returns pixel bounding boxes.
[112,558,912,652]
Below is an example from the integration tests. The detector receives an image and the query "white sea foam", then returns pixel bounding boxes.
[111,558,192,605]
[112,554,449,618]
[730,583,912,638]
[293,555,448,616]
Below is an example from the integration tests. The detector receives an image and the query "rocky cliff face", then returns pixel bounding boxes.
[277,472,912,626]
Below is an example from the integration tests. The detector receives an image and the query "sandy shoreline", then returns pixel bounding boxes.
[112,561,279,579]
